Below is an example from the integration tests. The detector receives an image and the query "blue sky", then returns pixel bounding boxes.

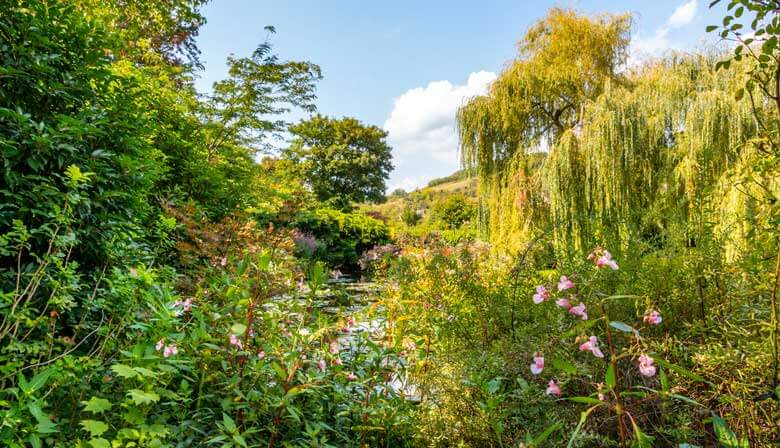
[194,1,721,192]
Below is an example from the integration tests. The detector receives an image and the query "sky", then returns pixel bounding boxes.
[193,0,722,192]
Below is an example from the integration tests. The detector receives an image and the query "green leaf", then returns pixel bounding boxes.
[659,368,669,392]
[567,405,601,448]
[82,397,112,414]
[529,422,561,447]
[232,434,248,447]
[127,389,160,405]
[230,323,247,335]
[111,364,138,379]
[706,25,718,32]
[609,321,634,333]
[80,420,109,437]
[88,438,111,448]
[552,358,577,375]
[35,420,58,434]
[712,414,749,448]
[605,363,616,388]
[652,358,709,384]
[630,419,655,448]
[222,413,237,433]
[567,396,602,405]
[27,368,55,394]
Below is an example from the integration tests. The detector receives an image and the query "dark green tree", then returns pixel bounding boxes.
[286,115,393,208]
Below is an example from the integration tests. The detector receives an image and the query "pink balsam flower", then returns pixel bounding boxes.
[330,341,340,354]
[155,338,165,351]
[229,333,243,350]
[317,359,327,372]
[638,354,656,377]
[333,358,343,366]
[530,356,545,375]
[643,310,662,325]
[163,344,178,358]
[257,351,266,360]
[569,302,588,320]
[579,336,604,358]
[596,251,619,270]
[533,285,550,304]
[557,276,575,291]
[346,372,357,381]
[556,297,572,309]
[546,379,561,396]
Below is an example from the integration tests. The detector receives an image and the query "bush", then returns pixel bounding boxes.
[292,207,390,268]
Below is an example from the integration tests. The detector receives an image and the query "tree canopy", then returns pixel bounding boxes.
[285,115,393,208]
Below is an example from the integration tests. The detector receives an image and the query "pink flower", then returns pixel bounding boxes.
[347,316,356,327]
[330,341,340,354]
[643,310,662,325]
[533,285,550,304]
[333,358,343,366]
[638,354,656,377]
[346,372,357,381]
[257,351,266,359]
[598,393,606,401]
[155,338,165,351]
[579,336,604,358]
[568,302,588,320]
[556,298,572,309]
[219,256,227,267]
[530,356,544,375]
[163,344,178,358]
[317,359,327,372]
[172,298,193,315]
[546,379,561,396]
[229,334,243,349]
[557,276,575,291]
[596,251,619,270]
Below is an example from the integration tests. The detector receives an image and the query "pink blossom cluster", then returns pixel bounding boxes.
[172,297,193,316]
[643,310,662,325]
[578,335,604,358]
[229,333,243,350]
[155,338,178,358]
[587,247,619,270]
[638,354,656,377]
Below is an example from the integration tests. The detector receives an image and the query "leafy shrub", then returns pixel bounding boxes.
[292,207,390,268]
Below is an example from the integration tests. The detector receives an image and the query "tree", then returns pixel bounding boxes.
[202,28,322,160]
[74,0,211,68]
[458,8,630,178]
[285,115,393,208]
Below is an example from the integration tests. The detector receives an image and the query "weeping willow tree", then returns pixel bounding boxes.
[458,8,774,260]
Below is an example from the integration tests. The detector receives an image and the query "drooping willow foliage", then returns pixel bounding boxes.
[458,9,776,261]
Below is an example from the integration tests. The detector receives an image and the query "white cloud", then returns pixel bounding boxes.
[629,0,699,64]
[384,71,496,191]
[667,0,698,29]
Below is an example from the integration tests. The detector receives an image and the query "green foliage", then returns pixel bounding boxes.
[204,35,322,155]
[400,206,421,226]
[430,194,475,230]
[293,207,391,267]
[286,115,393,208]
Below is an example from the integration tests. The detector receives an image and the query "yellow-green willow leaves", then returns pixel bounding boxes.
[458,10,776,260]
